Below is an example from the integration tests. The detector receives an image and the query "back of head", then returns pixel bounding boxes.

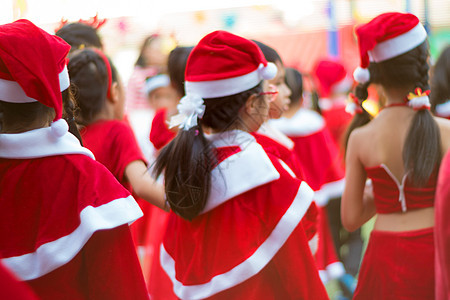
[68,48,118,125]
[0,19,71,137]
[154,30,277,220]
[285,67,303,106]
[55,23,103,52]
[252,40,283,64]
[430,46,450,113]
[347,12,440,186]
[168,46,194,97]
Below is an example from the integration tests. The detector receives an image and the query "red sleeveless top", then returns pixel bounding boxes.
[365,164,436,214]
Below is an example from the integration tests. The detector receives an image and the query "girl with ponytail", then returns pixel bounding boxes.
[153,30,328,299]
[342,12,450,299]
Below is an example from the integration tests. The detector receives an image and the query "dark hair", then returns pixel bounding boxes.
[284,67,303,107]
[55,23,103,51]
[345,41,441,186]
[68,49,118,125]
[0,101,54,132]
[153,83,263,220]
[168,46,193,96]
[252,40,283,64]
[430,46,450,112]
[135,34,159,67]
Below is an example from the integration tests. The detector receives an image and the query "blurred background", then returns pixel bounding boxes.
[2,0,448,84]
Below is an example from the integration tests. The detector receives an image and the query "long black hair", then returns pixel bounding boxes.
[285,67,303,108]
[168,46,193,97]
[345,41,441,186]
[153,83,264,220]
[68,49,118,126]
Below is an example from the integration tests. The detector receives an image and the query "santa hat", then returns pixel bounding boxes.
[313,59,353,98]
[184,30,277,98]
[353,12,427,83]
[0,19,71,137]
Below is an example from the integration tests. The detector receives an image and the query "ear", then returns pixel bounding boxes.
[108,82,120,104]
[244,93,262,115]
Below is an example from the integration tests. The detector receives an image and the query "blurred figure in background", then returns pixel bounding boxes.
[431,46,450,119]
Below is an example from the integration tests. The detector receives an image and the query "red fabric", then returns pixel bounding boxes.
[80,119,146,187]
[252,132,305,179]
[0,155,130,257]
[314,207,341,274]
[289,128,344,192]
[149,108,176,150]
[0,264,38,300]
[26,225,149,300]
[313,59,347,98]
[435,150,450,300]
[0,19,69,121]
[80,119,149,245]
[0,155,148,299]
[354,228,434,300]
[186,30,269,82]
[162,147,328,299]
[321,103,352,150]
[365,165,436,214]
[355,12,420,68]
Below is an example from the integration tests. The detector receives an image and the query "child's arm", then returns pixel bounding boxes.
[125,160,169,212]
[341,130,376,232]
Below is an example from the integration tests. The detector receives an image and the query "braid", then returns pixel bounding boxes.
[344,81,372,152]
[402,41,442,186]
[68,49,109,125]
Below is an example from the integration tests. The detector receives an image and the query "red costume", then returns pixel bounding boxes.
[0,128,149,299]
[270,109,346,282]
[435,150,450,300]
[80,119,152,247]
[160,130,328,299]
[149,107,177,151]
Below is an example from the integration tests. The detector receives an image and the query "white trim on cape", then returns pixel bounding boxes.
[160,181,315,299]
[269,108,325,137]
[314,178,346,207]
[0,126,94,159]
[2,195,143,281]
[257,122,295,150]
[201,130,280,214]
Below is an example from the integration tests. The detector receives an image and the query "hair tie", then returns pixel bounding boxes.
[92,49,112,99]
[345,93,364,115]
[169,94,205,130]
[406,88,430,111]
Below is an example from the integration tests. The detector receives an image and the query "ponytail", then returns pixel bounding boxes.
[402,43,441,186]
[153,124,215,221]
[153,83,263,220]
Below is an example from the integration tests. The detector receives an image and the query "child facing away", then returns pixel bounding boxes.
[0,19,148,299]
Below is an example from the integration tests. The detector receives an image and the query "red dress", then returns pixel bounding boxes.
[353,164,436,299]
[149,108,177,151]
[270,110,346,282]
[80,119,152,247]
[160,130,328,299]
[436,150,450,300]
[0,263,38,300]
[0,127,148,299]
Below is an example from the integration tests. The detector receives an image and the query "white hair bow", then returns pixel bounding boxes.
[169,94,205,130]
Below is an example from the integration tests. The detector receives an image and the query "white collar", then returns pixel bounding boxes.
[0,127,94,159]
[257,122,294,150]
[269,108,325,137]
[435,101,450,118]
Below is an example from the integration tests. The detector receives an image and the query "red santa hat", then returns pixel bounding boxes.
[353,12,427,84]
[0,19,71,137]
[184,30,277,98]
[313,59,352,98]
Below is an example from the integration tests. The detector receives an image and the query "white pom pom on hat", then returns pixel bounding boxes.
[353,67,370,84]
[258,62,277,80]
[50,119,69,138]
